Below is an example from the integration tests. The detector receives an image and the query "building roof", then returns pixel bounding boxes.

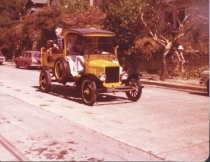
[65,28,116,37]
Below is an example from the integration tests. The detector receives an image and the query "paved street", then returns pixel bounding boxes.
[0,63,209,161]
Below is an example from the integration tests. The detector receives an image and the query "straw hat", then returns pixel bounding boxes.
[178,45,184,50]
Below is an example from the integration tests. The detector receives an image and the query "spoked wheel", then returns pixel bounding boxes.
[54,58,70,83]
[81,79,97,106]
[125,77,142,101]
[54,60,64,80]
[39,69,51,92]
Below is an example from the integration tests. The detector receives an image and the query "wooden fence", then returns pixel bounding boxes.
[137,54,209,75]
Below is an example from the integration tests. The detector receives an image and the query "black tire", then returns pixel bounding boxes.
[15,63,19,68]
[54,58,70,83]
[81,79,97,106]
[125,77,142,101]
[39,70,51,92]
[25,63,29,69]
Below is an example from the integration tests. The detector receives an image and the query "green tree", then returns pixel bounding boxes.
[0,0,26,28]
[1,0,105,57]
[101,0,144,54]
[60,0,90,12]
[0,0,26,58]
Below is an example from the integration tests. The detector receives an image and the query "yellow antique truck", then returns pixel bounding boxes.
[39,28,143,105]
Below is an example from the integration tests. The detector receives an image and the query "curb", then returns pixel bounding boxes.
[141,79,206,92]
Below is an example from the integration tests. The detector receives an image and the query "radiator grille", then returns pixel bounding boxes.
[105,67,119,83]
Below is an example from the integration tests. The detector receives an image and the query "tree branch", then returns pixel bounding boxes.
[0,4,23,20]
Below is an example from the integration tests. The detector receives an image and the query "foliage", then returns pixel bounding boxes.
[60,0,90,12]
[101,0,144,53]
[21,2,105,49]
[0,28,22,59]
[62,7,106,29]
[181,65,209,79]
[0,0,26,21]
[0,1,105,58]
[134,37,162,60]
[180,32,209,56]
[0,0,26,27]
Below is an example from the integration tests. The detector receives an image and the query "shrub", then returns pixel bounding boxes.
[134,37,162,60]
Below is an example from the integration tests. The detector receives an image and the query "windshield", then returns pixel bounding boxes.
[66,34,115,56]
[32,52,40,58]
[84,37,114,54]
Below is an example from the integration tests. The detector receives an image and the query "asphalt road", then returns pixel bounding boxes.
[0,63,209,161]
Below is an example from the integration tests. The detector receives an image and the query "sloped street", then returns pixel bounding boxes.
[0,63,209,161]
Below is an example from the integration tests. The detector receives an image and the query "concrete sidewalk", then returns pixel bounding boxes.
[140,74,206,92]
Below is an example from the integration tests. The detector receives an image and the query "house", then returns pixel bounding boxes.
[25,0,60,14]
[164,0,209,35]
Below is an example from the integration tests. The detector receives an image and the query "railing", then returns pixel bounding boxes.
[137,54,209,76]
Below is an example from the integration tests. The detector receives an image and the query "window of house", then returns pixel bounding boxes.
[177,8,185,23]
[165,11,174,25]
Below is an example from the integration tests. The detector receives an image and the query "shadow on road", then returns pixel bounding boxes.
[32,84,131,106]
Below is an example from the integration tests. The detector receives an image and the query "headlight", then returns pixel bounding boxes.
[98,73,106,82]
[120,72,128,80]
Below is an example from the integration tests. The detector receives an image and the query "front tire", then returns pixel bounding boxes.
[81,79,97,106]
[15,63,19,68]
[39,69,51,92]
[125,77,142,101]
[25,63,29,69]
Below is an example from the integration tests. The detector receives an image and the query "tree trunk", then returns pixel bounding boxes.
[160,51,169,81]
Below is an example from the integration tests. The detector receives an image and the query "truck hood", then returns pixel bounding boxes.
[89,60,119,68]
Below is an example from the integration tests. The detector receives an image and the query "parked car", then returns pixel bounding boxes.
[200,69,209,95]
[0,51,6,65]
[14,51,41,69]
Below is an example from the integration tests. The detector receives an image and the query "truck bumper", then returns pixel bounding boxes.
[98,85,144,93]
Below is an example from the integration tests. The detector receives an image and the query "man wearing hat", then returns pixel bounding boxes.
[170,45,186,76]
[177,45,186,73]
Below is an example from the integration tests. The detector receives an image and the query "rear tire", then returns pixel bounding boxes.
[39,69,51,92]
[25,63,30,69]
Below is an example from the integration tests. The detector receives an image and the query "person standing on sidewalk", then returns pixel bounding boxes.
[170,45,186,76]
[177,45,186,73]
